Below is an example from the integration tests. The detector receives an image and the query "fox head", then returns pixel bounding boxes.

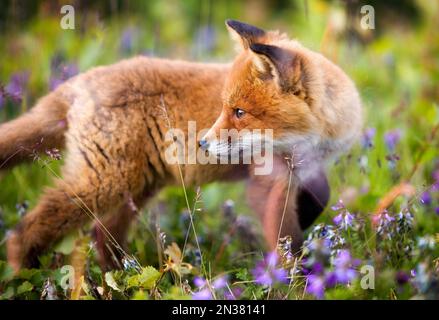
[200,20,327,159]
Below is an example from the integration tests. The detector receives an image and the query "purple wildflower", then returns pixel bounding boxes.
[361,127,376,149]
[252,252,288,286]
[192,288,212,300]
[224,287,243,300]
[212,276,227,290]
[120,27,137,53]
[374,211,395,237]
[373,210,395,225]
[331,199,345,211]
[306,275,325,299]
[192,276,228,300]
[420,192,432,205]
[333,214,342,225]
[435,207,439,216]
[304,238,332,259]
[45,148,62,161]
[278,235,294,264]
[194,25,217,55]
[311,261,324,274]
[49,59,78,91]
[304,224,346,257]
[396,271,410,285]
[333,211,354,230]
[192,277,212,300]
[328,250,358,284]
[384,129,402,151]
[5,71,29,103]
[193,276,206,288]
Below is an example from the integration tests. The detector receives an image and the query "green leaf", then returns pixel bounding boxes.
[139,266,161,289]
[17,281,34,295]
[0,286,15,300]
[127,266,160,290]
[105,272,122,292]
[53,232,77,255]
[236,268,250,281]
[161,286,191,300]
[17,268,39,280]
[0,261,14,282]
[131,290,149,300]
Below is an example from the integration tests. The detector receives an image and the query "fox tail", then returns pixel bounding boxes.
[0,92,70,169]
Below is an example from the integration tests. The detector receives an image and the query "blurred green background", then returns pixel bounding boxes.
[0,0,438,300]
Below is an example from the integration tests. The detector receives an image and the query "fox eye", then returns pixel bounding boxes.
[234,108,246,119]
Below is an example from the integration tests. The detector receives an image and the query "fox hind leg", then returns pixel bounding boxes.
[93,199,145,271]
[6,174,125,272]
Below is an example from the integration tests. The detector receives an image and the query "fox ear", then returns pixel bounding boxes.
[250,43,308,96]
[225,19,266,50]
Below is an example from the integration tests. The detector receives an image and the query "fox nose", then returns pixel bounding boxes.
[198,139,210,150]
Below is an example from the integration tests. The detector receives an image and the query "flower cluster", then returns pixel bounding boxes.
[303,244,359,299]
[252,252,288,287]
[384,129,402,151]
[374,209,415,262]
[384,129,402,169]
[379,210,413,242]
[331,199,355,231]
[419,169,439,215]
[45,148,62,161]
[361,127,376,149]
[49,55,78,91]
[0,71,29,106]
[326,250,360,286]
[303,223,346,258]
[194,25,217,55]
[277,235,294,266]
[374,210,395,239]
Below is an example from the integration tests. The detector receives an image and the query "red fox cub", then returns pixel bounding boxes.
[1,20,361,272]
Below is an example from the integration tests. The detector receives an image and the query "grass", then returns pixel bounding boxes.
[0,0,438,300]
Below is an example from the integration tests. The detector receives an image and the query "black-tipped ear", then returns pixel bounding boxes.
[225,19,266,49]
[250,43,292,75]
[250,43,306,95]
